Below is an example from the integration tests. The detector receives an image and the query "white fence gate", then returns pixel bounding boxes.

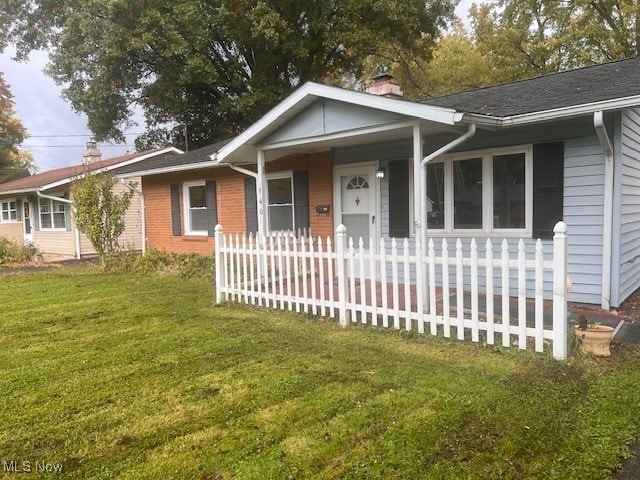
[214,222,569,360]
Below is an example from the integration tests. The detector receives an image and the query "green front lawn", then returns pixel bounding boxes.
[1,268,639,479]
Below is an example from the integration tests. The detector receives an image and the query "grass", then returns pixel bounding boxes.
[1,268,639,479]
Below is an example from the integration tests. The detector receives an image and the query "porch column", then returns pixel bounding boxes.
[413,123,428,309]
[256,149,269,236]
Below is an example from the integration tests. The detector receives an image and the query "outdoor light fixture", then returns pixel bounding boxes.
[376,167,386,179]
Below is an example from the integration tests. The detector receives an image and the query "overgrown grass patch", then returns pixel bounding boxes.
[1,269,639,479]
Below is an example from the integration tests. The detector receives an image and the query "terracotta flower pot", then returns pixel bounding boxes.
[574,325,614,357]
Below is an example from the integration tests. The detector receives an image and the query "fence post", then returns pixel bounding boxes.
[336,224,349,327]
[552,221,568,360]
[214,224,225,304]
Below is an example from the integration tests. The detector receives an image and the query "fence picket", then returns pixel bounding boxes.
[348,238,357,323]
[471,239,479,343]
[359,238,367,324]
[535,239,544,352]
[318,237,326,317]
[456,239,464,340]
[428,239,437,336]
[403,238,411,331]
[235,234,242,302]
[228,234,236,302]
[415,237,424,334]
[380,238,389,328]
[277,234,284,310]
[285,235,293,311]
[501,240,510,347]
[518,239,527,350]
[293,235,300,313]
[485,239,495,345]
[369,236,378,326]
[301,236,308,314]
[391,238,400,329]
[442,239,451,338]
[269,235,277,309]
[310,237,318,316]
[327,237,335,318]
[248,234,256,305]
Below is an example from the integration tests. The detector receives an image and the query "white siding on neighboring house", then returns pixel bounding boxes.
[616,107,640,305]
[32,230,75,257]
[0,223,23,243]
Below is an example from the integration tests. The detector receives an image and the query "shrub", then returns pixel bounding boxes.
[0,237,38,265]
[103,249,214,280]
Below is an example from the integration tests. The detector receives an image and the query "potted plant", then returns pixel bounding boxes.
[573,315,614,357]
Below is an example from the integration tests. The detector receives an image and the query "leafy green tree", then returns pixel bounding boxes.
[71,173,134,263]
[0,71,34,182]
[2,0,456,149]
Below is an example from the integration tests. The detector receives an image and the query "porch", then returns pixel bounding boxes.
[214,223,570,359]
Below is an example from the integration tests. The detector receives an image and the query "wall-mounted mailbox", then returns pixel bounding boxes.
[315,204,330,214]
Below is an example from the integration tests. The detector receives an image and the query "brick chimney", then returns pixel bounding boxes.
[82,141,102,165]
[365,74,404,98]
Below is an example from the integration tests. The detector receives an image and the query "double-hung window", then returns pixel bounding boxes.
[1,199,17,222]
[426,146,532,235]
[184,181,208,235]
[267,173,295,232]
[39,198,67,230]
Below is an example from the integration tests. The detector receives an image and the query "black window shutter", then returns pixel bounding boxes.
[16,199,22,222]
[205,180,217,237]
[244,177,258,234]
[32,197,40,231]
[64,202,72,231]
[388,159,410,238]
[170,183,181,236]
[533,142,564,239]
[293,171,309,234]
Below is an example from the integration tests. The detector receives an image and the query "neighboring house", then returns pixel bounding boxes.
[0,144,182,259]
[118,56,640,310]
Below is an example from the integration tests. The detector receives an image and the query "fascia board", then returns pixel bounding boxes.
[214,82,458,164]
[116,161,222,179]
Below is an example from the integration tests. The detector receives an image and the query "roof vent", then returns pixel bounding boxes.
[82,141,102,165]
[365,74,403,98]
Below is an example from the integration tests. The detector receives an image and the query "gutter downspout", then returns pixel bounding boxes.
[36,190,80,259]
[228,164,258,179]
[418,124,477,255]
[594,111,614,310]
[121,180,146,254]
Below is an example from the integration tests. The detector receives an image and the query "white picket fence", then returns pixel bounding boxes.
[214,222,569,359]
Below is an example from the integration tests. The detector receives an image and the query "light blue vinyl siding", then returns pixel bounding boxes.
[616,107,640,305]
[261,99,406,145]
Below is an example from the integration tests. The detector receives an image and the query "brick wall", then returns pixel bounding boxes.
[142,151,334,254]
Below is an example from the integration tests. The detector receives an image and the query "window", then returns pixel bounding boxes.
[1,199,17,222]
[184,182,208,235]
[427,147,532,235]
[267,174,294,232]
[39,198,67,230]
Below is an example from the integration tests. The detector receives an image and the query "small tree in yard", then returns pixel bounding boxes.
[71,172,134,263]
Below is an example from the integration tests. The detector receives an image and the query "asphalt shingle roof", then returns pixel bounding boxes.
[115,139,231,176]
[0,149,169,194]
[421,56,640,117]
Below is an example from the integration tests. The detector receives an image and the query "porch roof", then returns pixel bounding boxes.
[212,82,463,166]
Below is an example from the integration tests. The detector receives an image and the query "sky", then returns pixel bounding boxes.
[1,0,478,173]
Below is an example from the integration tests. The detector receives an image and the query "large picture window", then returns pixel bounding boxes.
[267,174,294,232]
[184,182,208,235]
[427,147,532,235]
[39,198,67,230]
[1,199,17,222]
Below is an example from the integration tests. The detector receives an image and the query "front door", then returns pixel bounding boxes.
[334,164,379,276]
[23,201,33,244]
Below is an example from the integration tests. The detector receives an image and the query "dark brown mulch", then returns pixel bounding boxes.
[617,287,640,323]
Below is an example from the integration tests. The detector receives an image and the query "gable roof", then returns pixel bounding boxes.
[116,139,232,177]
[213,82,460,165]
[422,56,640,118]
[0,147,182,195]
